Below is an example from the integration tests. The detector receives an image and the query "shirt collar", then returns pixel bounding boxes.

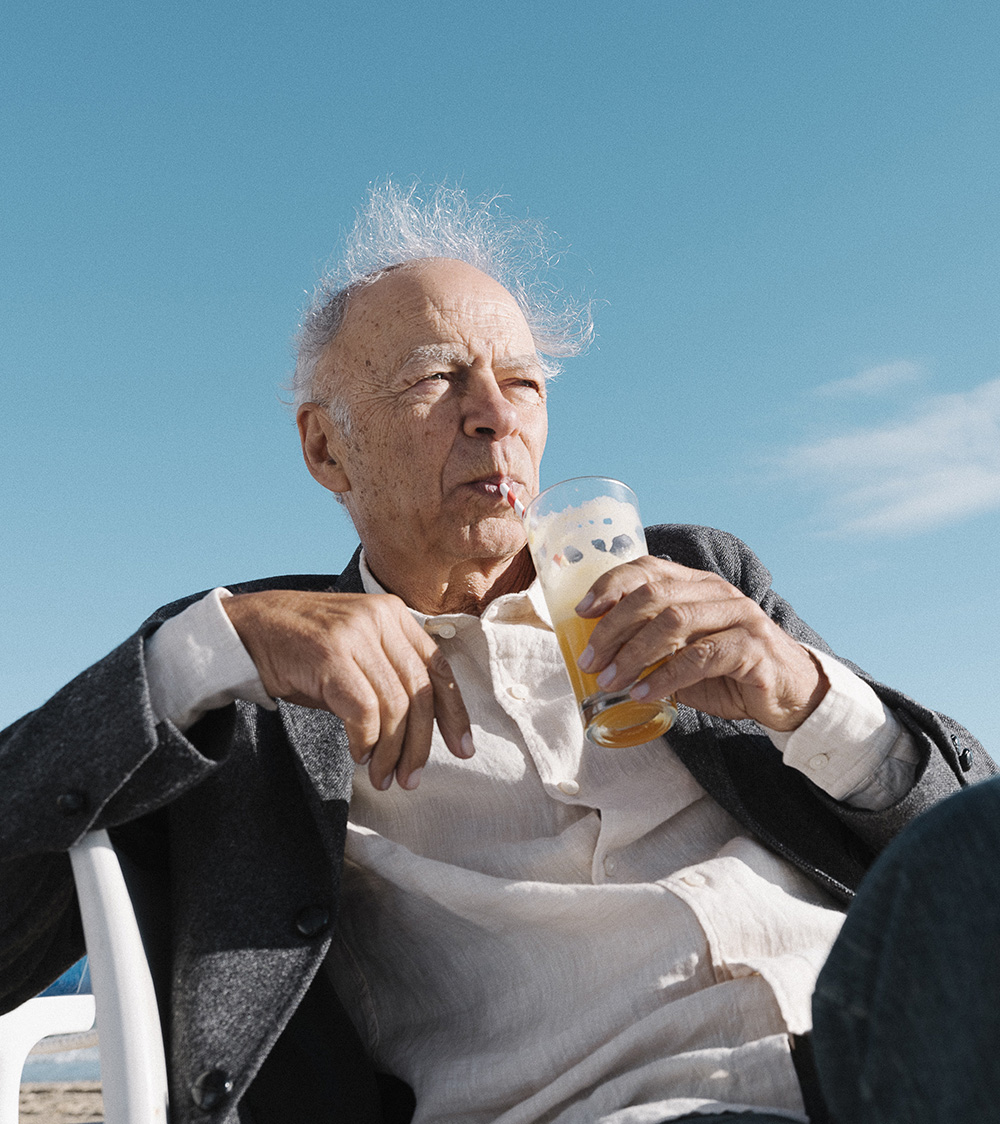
[358,550,552,630]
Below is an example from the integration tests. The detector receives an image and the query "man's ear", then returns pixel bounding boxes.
[297,403,351,495]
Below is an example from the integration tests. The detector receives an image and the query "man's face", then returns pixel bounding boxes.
[305,258,548,572]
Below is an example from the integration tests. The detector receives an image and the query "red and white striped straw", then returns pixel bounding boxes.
[498,479,526,520]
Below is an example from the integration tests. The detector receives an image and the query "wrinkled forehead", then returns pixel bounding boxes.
[331,258,536,371]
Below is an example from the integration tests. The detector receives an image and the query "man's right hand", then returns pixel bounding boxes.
[223,590,474,792]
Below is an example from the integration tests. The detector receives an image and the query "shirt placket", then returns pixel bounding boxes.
[479,603,635,887]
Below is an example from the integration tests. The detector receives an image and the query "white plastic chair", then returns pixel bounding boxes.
[0,993,96,1124]
[0,830,169,1123]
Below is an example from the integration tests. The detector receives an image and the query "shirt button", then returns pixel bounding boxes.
[293,906,331,939]
[681,871,706,887]
[56,791,89,816]
[191,1068,233,1111]
[808,753,830,771]
[557,780,580,796]
[424,621,457,638]
[603,856,617,876]
[507,684,529,700]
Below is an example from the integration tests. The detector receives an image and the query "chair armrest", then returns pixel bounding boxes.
[69,830,169,1124]
[0,995,96,1124]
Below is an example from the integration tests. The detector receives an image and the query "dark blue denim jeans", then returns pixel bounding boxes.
[809,773,1000,1123]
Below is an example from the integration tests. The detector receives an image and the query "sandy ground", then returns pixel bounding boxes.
[18,1083,103,1123]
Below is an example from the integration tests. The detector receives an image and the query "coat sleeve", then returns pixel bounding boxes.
[0,571,348,1012]
[0,601,238,862]
[0,571,347,862]
[645,524,995,858]
[0,595,245,1010]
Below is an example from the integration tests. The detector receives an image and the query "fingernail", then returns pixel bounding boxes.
[596,663,617,688]
[402,767,423,790]
[575,592,595,614]
[460,732,475,758]
[630,681,650,700]
[359,751,372,766]
[578,645,595,670]
[378,773,393,791]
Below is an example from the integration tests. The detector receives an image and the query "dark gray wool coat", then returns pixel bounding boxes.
[0,526,993,1124]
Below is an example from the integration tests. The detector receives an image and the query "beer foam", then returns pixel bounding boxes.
[527,495,646,615]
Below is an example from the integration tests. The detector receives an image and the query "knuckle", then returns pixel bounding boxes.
[638,555,668,579]
[628,581,660,610]
[650,598,688,631]
[687,638,718,667]
[334,691,374,726]
[663,601,688,628]
[712,575,741,599]
[411,679,435,710]
[381,683,411,720]
[370,593,405,623]
[347,715,380,750]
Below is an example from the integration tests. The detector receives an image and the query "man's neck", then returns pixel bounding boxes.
[364,547,535,616]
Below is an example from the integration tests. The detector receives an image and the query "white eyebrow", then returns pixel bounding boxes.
[400,346,546,375]
[401,345,472,368]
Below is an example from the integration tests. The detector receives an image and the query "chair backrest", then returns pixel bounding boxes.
[0,828,168,1124]
[68,829,169,1124]
[0,994,96,1124]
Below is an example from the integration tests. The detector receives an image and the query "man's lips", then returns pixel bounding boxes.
[462,475,525,500]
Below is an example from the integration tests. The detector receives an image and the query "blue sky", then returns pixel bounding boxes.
[2,0,998,757]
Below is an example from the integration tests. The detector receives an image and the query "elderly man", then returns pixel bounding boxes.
[0,186,995,1124]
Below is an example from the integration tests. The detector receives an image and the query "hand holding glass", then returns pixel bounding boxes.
[524,478,678,748]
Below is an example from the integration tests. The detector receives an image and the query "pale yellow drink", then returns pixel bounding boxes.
[525,479,677,748]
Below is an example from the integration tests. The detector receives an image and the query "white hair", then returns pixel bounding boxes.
[290,181,594,425]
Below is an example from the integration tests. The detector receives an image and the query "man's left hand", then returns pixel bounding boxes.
[575,557,828,732]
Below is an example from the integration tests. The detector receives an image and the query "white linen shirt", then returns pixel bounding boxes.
[145,568,920,1124]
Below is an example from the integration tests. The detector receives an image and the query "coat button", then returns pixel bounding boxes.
[56,791,88,816]
[952,734,974,771]
[293,905,331,938]
[191,1068,233,1111]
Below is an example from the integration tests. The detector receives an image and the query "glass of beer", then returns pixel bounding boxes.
[524,477,678,748]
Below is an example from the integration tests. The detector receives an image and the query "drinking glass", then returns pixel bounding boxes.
[524,477,678,748]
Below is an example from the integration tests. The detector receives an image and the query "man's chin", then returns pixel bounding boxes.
[456,517,527,561]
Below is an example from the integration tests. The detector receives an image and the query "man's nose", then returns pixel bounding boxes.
[461,373,520,440]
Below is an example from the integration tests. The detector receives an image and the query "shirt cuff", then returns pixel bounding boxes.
[764,645,918,807]
[145,588,276,732]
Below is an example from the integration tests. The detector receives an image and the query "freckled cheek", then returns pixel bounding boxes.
[525,416,547,468]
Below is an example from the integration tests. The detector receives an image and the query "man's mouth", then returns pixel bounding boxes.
[464,475,522,501]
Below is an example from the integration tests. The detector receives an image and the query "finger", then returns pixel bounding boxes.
[301,657,384,765]
[393,616,474,764]
[349,613,434,791]
[392,672,436,791]
[581,582,745,684]
[427,646,474,763]
[348,652,412,790]
[353,624,431,787]
[629,625,761,702]
[370,618,472,791]
[575,557,720,618]
[382,624,463,788]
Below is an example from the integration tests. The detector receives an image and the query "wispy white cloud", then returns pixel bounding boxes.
[814,359,926,397]
[783,377,1000,535]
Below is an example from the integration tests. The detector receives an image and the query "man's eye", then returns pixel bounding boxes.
[511,378,544,395]
[410,373,447,391]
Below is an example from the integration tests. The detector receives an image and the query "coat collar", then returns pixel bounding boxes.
[332,545,365,594]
